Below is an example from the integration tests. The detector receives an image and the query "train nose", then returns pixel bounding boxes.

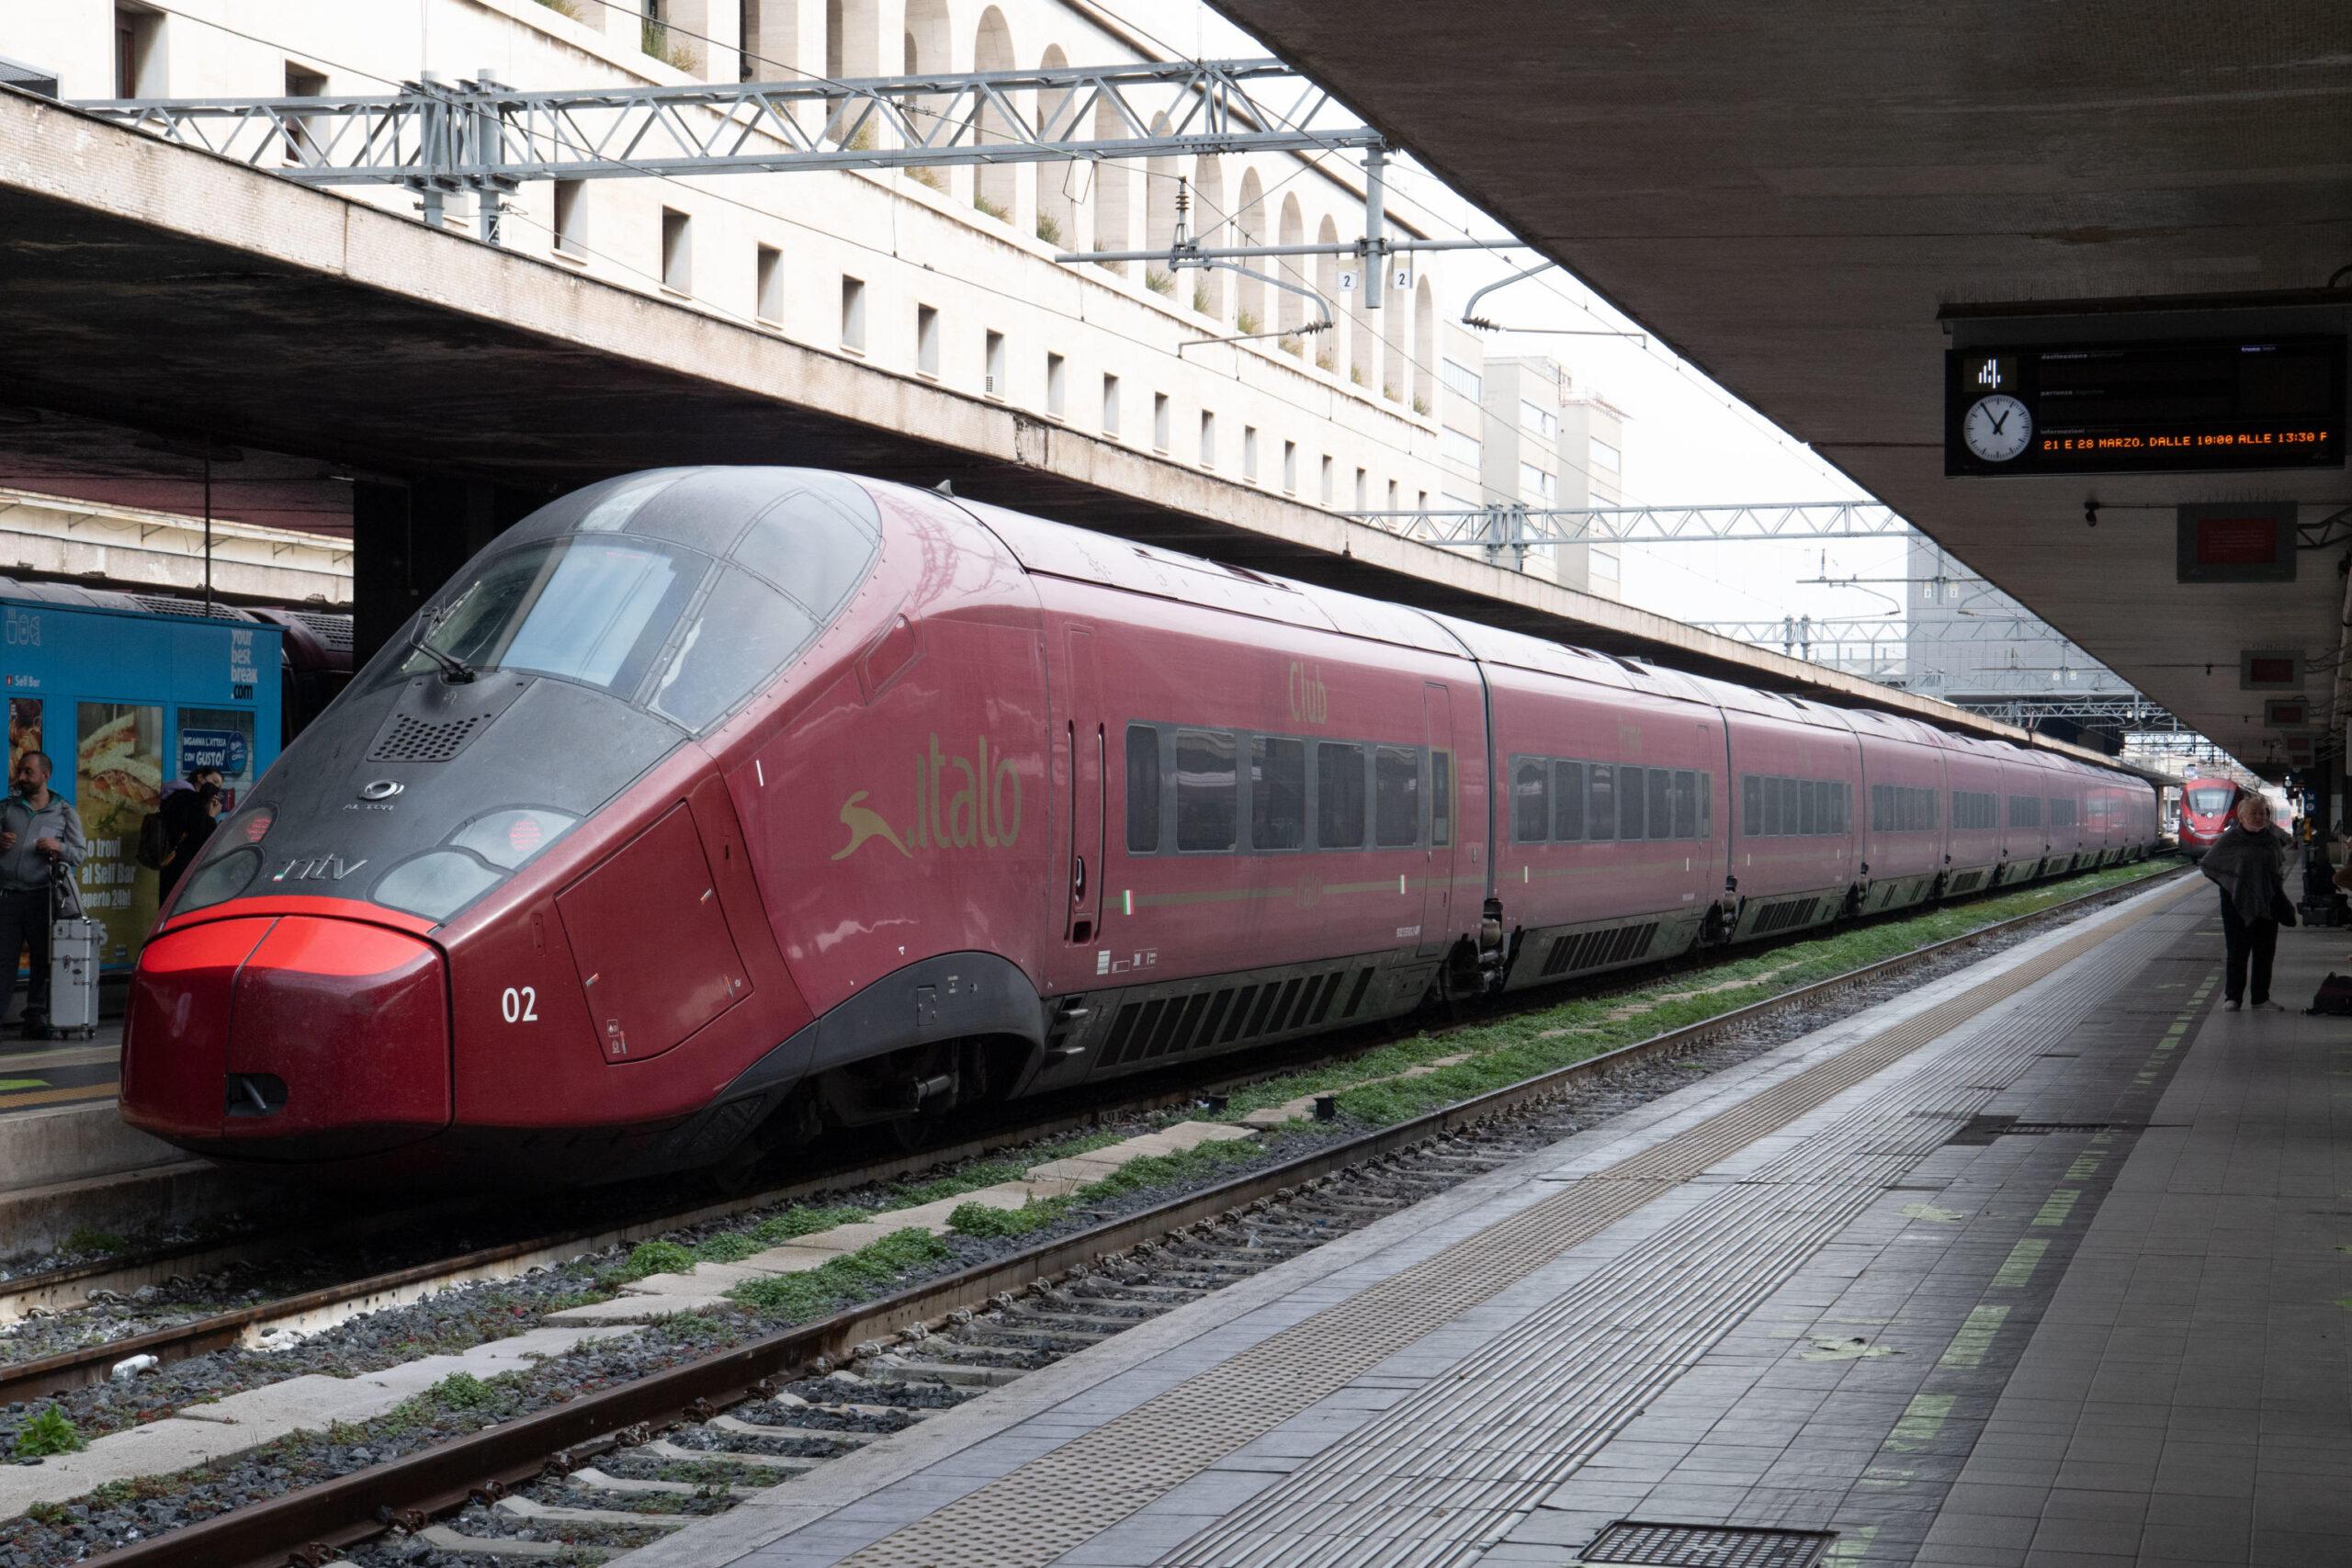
[123,915,452,1159]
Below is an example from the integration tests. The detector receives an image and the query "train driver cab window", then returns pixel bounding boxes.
[406,539,700,700]
[1125,724,1160,852]
[650,571,816,731]
[1511,758,1548,843]
[1374,745,1420,848]
[1250,736,1306,851]
[1175,729,1238,852]
[1317,742,1367,848]
[2186,785,2233,815]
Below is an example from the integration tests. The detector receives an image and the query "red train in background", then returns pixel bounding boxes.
[119,468,2161,1183]
[2175,775,2243,859]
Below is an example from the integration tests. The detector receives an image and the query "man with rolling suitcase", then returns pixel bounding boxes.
[0,750,86,1040]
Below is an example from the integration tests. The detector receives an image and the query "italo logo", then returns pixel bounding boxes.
[833,735,1023,861]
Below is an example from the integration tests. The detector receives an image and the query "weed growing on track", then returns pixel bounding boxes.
[729,1229,953,1322]
[12,1405,85,1459]
[61,1226,129,1256]
[947,1195,1071,1238]
[1222,860,2180,1129]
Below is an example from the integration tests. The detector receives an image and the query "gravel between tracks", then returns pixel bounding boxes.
[0,875,2171,1566]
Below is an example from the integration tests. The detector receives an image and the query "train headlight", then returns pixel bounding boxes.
[372,852,501,922]
[176,847,262,915]
[449,807,576,870]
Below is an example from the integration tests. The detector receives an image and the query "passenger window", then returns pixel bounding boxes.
[1800,780,1818,837]
[1589,764,1616,840]
[1620,766,1646,840]
[1744,774,1762,838]
[1374,745,1420,848]
[1430,751,1453,847]
[1553,760,1585,841]
[1317,742,1367,849]
[1512,758,1549,844]
[1125,724,1160,852]
[1175,729,1237,852]
[1672,771,1696,839]
[1647,769,1672,840]
[1250,735,1306,851]
[1699,773,1712,838]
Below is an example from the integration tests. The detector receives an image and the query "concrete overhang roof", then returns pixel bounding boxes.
[1203,1,2352,777]
[0,87,2134,773]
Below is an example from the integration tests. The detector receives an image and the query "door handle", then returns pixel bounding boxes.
[1071,856,1087,901]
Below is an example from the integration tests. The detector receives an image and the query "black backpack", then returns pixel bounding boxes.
[2307,973,2352,1016]
[135,811,168,871]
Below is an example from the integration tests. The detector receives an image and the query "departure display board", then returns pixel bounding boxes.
[1945,335,2344,476]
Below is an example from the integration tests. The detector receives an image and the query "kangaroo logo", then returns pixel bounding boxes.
[832,791,910,861]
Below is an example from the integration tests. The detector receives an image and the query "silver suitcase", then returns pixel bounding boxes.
[47,914,99,1039]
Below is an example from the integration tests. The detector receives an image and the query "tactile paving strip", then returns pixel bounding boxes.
[831,882,2194,1568]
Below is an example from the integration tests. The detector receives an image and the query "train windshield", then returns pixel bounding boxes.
[402,538,816,731]
[2187,787,2233,814]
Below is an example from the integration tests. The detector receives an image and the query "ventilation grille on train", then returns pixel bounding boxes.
[290,610,355,653]
[1750,897,1818,937]
[1948,869,1986,895]
[1096,964,1376,1069]
[1540,920,1658,980]
[367,713,487,763]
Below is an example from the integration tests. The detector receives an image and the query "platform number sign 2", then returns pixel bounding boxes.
[501,986,538,1023]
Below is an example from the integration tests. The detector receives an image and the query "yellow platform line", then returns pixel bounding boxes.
[0,1081,118,1111]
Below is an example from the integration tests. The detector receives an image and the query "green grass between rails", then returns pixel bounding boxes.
[728,1228,956,1322]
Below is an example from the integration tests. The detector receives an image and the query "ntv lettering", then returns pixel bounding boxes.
[831,735,1023,861]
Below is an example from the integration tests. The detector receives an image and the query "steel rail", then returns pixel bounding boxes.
[77,864,2188,1568]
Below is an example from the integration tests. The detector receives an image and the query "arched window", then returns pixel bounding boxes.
[1091,96,1133,272]
[1191,156,1226,320]
[1314,213,1341,376]
[1035,45,1078,249]
[1275,194,1306,351]
[1412,276,1435,413]
[971,8,1017,222]
[1144,116,1178,299]
[1232,168,1266,334]
[900,0,953,192]
[1380,255,1407,402]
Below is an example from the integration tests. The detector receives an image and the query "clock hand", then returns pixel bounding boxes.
[1990,411,2010,435]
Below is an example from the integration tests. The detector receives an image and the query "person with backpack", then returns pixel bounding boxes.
[139,766,224,887]
[2201,794,2294,1011]
[0,750,86,1039]
[156,782,223,904]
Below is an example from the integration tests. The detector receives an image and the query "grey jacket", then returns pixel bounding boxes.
[0,791,87,894]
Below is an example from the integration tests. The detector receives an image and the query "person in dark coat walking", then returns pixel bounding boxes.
[2201,794,2293,1010]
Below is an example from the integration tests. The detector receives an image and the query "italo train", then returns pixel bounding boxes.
[119,468,2160,1181]
[2175,775,2243,859]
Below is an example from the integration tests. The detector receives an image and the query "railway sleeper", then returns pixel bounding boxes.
[637,1438,821,1472]
[495,1494,700,1529]
[866,1357,1030,1388]
[568,1465,769,1498]
[710,1413,890,1442]
[422,1524,616,1562]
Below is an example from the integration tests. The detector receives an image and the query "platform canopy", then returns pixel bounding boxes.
[1208,1,2352,776]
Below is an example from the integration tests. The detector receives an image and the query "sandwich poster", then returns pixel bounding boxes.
[75,703,162,964]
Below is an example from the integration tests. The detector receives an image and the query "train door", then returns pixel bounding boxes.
[1062,626,1105,948]
[1419,682,1454,956]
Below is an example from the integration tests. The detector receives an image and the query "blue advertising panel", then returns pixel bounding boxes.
[0,600,282,967]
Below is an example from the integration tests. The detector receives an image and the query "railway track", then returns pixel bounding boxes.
[0,862,2175,1404]
[37,863,2186,1568]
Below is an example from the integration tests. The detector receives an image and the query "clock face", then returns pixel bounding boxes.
[1963,394,2033,463]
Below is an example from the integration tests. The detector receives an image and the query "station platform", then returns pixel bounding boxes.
[616,874,2352,1568]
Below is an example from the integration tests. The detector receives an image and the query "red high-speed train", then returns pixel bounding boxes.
[120,468,2159,1182]
[2176,775,2242,859]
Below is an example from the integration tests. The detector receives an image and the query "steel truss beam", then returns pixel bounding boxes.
[72,58,1377,197]
[1690,614,2105,648]
[1951,695,2185,728]
[1351,501,1908,556]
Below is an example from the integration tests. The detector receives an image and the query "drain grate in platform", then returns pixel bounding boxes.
[1581,1521,1834,1568]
